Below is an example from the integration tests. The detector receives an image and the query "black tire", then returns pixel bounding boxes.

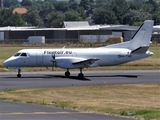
[65,71,70,77]
[78,73,84,78]
[17,74,21,78]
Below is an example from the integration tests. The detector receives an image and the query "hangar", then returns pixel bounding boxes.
[0,21,159,43]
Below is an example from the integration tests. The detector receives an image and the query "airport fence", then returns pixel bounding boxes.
[0,39,80,44]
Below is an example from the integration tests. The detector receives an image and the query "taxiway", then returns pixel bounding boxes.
[0,70,159,120]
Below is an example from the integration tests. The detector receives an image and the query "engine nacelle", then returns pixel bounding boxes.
[55,57,86,69]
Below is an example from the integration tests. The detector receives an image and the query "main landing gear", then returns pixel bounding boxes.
[78,68,84,78]
[17,69,21,78]
[65,68,84,78]
[65,69,70,77]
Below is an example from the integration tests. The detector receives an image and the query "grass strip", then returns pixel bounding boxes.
[0,84,160,119]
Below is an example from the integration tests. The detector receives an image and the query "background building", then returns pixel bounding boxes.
[0,21,159,44]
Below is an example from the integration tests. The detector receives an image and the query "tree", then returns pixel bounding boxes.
[76,7,86,19]
[92,8,107,24]
[3,0,19,8]
[0,9,25,26]
[90,0,95,7]
[23,7,43,26]
[92,8,117,24]
[140,0,159,14]
[0,9,13,26]
[68,0,78,10]
[79,0,90,10]
[65,10,83,21]
[111,0,129,24]
[69,0,75,4]
[95,0,111,8]
[42,1,54,11]
[10,12,26,26]
[50,18,64,28]
[21,0,32,6]
[44,0,56,5]
[54,1,69,12]
[123,10,144,25]
[132,21,143,26]
[47,12,65,27]
[129,3,139,10]
[152,10,160,25]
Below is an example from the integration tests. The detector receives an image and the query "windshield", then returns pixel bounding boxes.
[14,53,21,57]
[14,53,28,57]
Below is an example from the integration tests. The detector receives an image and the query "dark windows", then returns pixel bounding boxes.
[14,53,28,57]
[14,53,21,57]
[20,53,27,57]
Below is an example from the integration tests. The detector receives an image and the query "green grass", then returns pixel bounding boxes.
[0,84,160,119]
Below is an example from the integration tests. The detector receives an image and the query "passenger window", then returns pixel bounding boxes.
[21,53,27,57]
[14,53,21,57]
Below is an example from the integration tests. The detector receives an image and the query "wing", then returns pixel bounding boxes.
[72,58,99,67]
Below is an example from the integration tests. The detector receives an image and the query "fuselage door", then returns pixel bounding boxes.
[36,51,43,65]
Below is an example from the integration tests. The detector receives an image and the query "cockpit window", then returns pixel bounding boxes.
[14,52,28,57]
[20,53,27,57]
[14,53,21,57]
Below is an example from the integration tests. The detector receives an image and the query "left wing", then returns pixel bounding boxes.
[72,58,99,67]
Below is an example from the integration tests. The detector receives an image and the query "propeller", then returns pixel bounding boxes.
[51,54,56,71]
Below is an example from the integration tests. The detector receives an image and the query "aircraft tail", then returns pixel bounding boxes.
[104,20,154,52]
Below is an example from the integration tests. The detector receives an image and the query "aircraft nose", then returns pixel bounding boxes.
[3,59,10,67]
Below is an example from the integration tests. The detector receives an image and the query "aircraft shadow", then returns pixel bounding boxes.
[86,75,138,78]
[4,74,138,81]
[4,75,90,81]
[45,75,91,81]
[45,74,138,80]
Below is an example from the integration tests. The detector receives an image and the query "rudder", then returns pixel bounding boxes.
[128,20,154,51]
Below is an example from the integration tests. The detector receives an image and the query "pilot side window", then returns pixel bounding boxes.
[20,53,27,57]
[14,53,21,57]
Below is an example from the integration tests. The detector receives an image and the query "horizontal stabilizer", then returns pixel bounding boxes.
[131,46,149,54]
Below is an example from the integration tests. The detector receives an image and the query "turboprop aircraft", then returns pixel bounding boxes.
[3,20,154,78]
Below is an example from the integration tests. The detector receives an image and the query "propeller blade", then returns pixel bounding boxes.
[51,54,56,71]
[52,54,55,59]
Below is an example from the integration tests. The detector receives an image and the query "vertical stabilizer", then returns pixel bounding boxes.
[103,20,154,50]
[128,20,154,50]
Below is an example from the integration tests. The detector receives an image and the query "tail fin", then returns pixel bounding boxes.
[128,20,154,51]
[104,20,154,51]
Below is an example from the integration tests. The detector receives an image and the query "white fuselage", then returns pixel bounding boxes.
[3,48,152,69]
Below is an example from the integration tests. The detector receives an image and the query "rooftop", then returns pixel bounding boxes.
[13,7,28,15]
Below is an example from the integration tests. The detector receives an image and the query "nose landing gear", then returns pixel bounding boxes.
[17,69,21,78]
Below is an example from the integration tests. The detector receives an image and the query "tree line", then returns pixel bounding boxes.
[0,0,160,27]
